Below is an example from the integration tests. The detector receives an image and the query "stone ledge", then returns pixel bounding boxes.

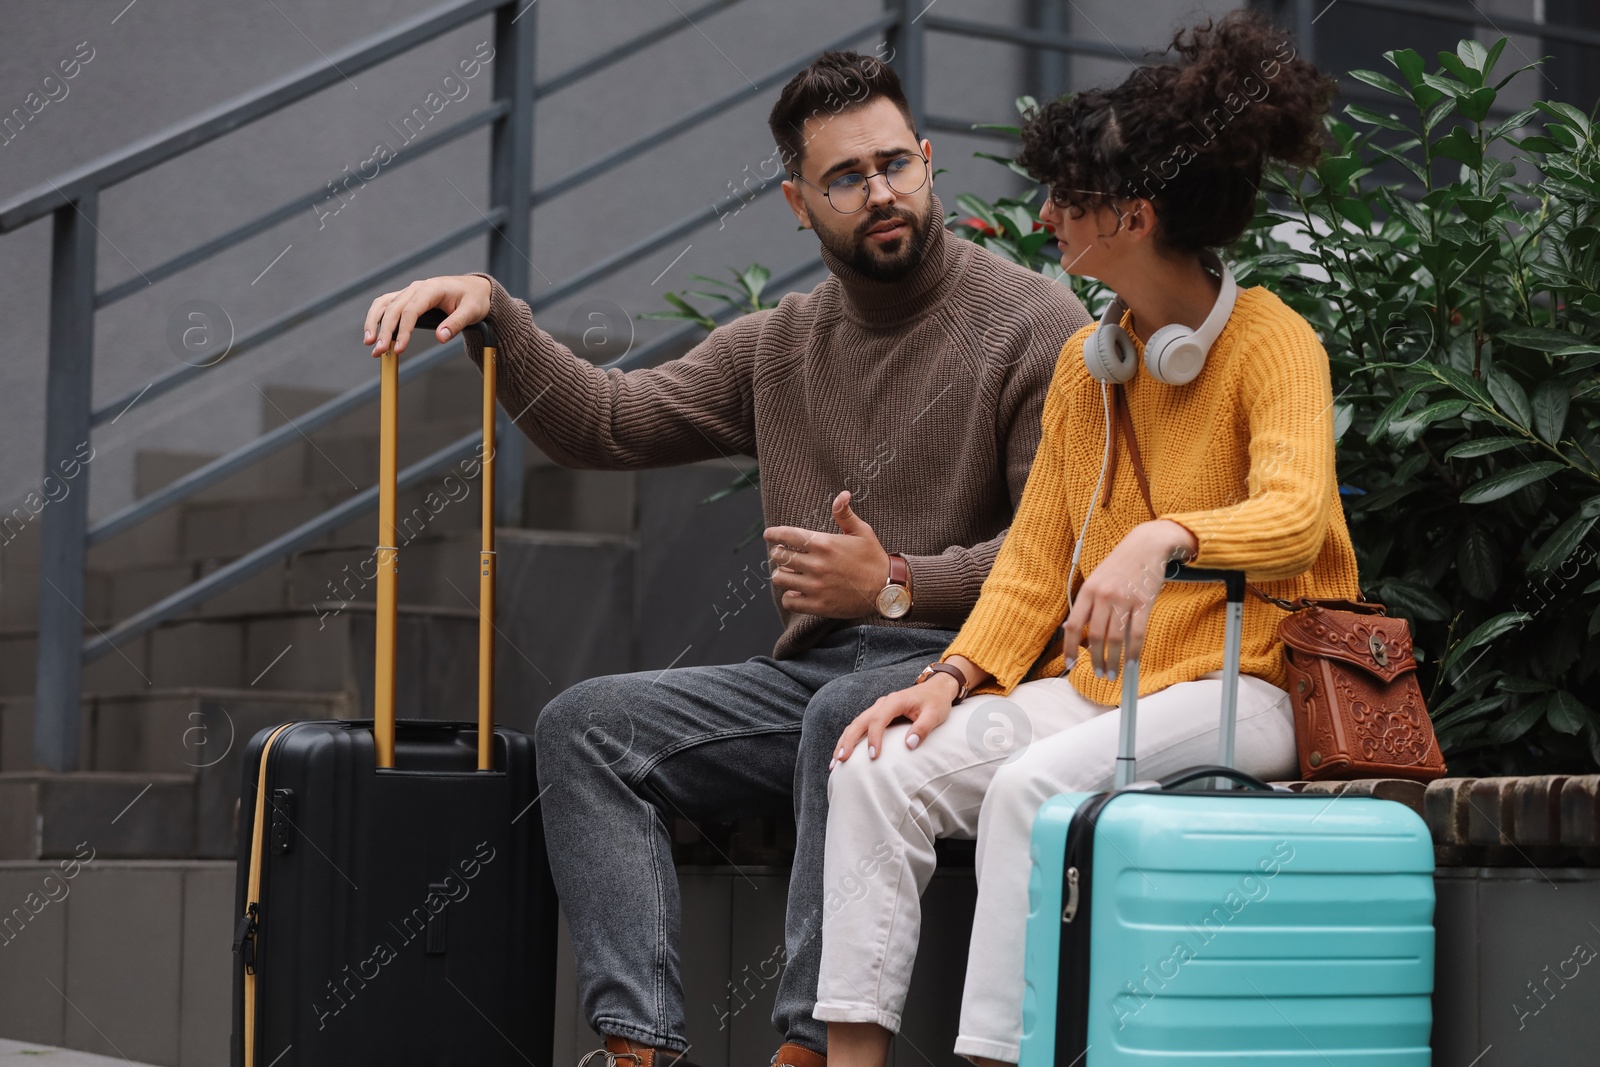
[669,776,1600,870]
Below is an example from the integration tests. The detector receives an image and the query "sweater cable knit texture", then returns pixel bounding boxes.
[942,286,1361,704]
[462,195,1091,658]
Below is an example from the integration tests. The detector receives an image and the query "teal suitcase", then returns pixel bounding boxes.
[1018,566,1436,1065]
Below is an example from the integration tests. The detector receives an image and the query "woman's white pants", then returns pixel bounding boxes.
[811,672,1297,1062]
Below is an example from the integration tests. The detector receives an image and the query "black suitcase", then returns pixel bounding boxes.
[230,312,558,1066]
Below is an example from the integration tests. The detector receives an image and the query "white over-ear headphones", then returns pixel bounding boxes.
[1082,251,1239,386]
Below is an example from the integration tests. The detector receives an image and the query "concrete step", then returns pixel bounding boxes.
[0,1039,161,1066]
[0,771,196,860]
[0,688,350,858]
[0,629,157,701]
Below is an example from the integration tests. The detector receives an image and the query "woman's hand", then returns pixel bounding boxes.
[833,674,958,765]
[363,275,493,356]
[1062,519,1198,679]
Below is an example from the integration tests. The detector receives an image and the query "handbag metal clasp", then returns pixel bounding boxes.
[1369,632,1389,668]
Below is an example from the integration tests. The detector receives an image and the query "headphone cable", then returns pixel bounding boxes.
[1065,378,1114,613]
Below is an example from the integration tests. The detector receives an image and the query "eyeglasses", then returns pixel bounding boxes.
[1047,185,1122,206]
[1046,186,1144,234]
[791,153,930,214]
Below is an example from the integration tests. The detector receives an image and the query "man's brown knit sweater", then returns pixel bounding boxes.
[464,195,1090,658]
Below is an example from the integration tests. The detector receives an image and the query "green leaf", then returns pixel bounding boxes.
[1387,48,1427,87]
[1371,142,1430,183]
[1432,693,1509,732]
[1535,100,1591,135]
[1526,512,1597,575]
[1348,69,1411,99]
[1491,696,1548,742]
[1482,37,1508,80]
[1333,402,1354,441]
[1518,134,1566,154]
[1443,610,1532,673]
[1396,398,1470,435]
[1456,524,1501,599]
[1344,104,1412,133]
[1546,691,1591,735]
[1437,50,1477,85]
[1430,363,1495,408]
[1457,39,1490,77]
[1333,195,1374,229]
[1486,369,1532,428]
[1378,579,1451,622]
[1420,71,1472,99]
[1367,380,1429,443]
[1489,105,1541,141]
[1499,326,1580,352]
[1445,437,1525,460]
[1435,127,1483,168]
[1317,155,1363,194]
[956,194,1000,233]
[1423,96,1458,132]
[1500,676,1556,694]
[1457,195,1500,223]
[1531,380,1571,444]
[1459,461,1564,503]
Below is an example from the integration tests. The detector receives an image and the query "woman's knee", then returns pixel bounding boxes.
[825,730,928,813]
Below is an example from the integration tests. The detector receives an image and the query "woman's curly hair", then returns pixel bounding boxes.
[1017,10,1336,254]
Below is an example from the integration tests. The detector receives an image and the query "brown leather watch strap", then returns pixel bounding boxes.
[886,553,909,590]
[917,661,971,703]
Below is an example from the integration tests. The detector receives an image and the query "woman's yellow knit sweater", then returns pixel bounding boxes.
[943,285,1361,705]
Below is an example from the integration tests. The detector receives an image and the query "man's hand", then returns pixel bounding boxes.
[762,490,891,619]
[364,275,493,356]
[833,674,957,765]
[1061,519,1198,679]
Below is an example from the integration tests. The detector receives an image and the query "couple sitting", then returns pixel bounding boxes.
[362,12,1351,1067]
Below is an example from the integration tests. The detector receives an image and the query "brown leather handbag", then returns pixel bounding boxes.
[1110,384,1447,783]
[1273,598,1447,781]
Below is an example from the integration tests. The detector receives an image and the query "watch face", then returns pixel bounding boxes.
[877,584,911,619]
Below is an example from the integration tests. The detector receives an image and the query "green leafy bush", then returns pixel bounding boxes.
[1231,40,1600,774]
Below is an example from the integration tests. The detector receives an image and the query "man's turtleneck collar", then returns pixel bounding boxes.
[819,193,965,330]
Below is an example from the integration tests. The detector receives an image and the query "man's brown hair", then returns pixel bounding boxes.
[767,50,915,175]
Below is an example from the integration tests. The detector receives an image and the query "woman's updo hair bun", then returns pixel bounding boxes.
[1017,10,1336,254]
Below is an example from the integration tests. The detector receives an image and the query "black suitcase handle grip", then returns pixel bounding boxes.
[416,307,498,350]
[1156,765,1274,792]
[1164,561,1245,603]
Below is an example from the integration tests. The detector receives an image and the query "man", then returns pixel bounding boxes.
[363,50,1088,1067]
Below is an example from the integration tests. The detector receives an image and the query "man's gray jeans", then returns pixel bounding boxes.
[534,623,958,1056]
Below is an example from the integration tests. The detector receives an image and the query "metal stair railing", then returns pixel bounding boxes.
[1,0,908,772]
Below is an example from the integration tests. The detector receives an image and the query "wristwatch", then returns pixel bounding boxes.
[916,661,971,703]
[875,553,912,619]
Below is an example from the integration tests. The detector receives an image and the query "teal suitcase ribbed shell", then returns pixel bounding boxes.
[1018,789,1435,1065]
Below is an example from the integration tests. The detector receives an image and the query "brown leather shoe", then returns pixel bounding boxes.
[771,1042,826,1067]
[579,1035,699,1067]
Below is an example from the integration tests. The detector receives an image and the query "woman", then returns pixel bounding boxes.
[812,12,1352,1066]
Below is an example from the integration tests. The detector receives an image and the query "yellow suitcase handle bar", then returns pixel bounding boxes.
[374,309,499,771]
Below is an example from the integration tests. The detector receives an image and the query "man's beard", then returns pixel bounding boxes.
[817,203,932,283]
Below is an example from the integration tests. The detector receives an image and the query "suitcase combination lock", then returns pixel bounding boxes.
[1062,867,1080,923]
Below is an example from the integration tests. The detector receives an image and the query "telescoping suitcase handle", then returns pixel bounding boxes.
[372,308,500,771]
[1113,562,1261,790]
